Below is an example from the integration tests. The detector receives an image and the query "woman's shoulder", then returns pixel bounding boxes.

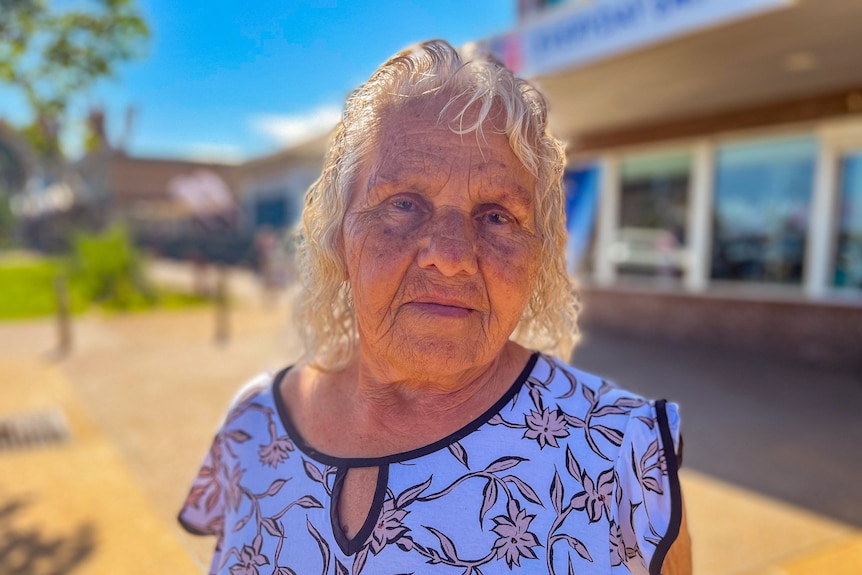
[489,353,685,573]
[528,353,655,410]
[178,367,300,539]
[518,353,682,462]
[219,370,281,419]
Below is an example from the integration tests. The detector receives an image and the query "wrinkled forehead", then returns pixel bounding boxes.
[376,97,525,171]
[362,94,517,178]
[381,92,509,135]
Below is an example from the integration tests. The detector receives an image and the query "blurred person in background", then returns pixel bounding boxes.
[179,40,690,575]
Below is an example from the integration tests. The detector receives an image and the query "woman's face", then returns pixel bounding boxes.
[342,100,541,380]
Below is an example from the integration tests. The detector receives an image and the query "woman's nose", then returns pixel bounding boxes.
[416,208,478,277]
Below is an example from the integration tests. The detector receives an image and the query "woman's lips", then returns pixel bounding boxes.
[405,301,473,318]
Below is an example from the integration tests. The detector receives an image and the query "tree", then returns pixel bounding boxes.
[0,0,149,159]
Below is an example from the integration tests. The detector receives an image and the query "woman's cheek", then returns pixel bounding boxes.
[481,228,539,265]
[482,235,540,297]
[362,220,424,273]
[348,212,409,259]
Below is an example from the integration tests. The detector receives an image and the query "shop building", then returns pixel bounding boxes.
[73,152,249,262]
[235,133,327,233]
[483,0,862,371]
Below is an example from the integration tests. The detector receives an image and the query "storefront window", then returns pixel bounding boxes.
[563,165,600,275]
[711,136,816,284]
[834,153,862,289]
[614,151,690,278]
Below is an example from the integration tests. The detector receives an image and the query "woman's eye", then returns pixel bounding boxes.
[485,211,513,225]
[392,198,414,211]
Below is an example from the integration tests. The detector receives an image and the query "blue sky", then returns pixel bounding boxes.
[0,0,515,163]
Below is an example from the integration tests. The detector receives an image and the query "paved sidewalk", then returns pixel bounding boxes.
[0,357,201,574]
[0,264,860,574]
[679,470,861,574]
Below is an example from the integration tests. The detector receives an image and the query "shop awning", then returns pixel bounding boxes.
[482,0,862,146]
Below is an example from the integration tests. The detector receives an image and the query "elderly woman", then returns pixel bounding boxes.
[179,40,690,575]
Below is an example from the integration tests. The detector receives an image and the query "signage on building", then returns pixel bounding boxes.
[484,0,792,77]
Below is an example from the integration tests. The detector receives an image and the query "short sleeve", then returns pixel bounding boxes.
[178,436,226,537]
[178,371,273,538]
[611,400,683,575]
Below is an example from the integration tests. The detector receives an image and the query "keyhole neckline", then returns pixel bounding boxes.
[330,464,390,556]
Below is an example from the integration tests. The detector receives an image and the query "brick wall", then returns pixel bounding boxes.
[579,286,862,374]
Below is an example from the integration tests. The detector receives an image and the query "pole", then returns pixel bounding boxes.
[54,273,71,356]
[214,264,229,345]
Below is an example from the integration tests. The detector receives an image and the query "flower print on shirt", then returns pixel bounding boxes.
[369,498,410,554]
[257,417,295,468]
[571,467,615,523]
[228,535,269,575]
[524,407,570,448]
[224,463,245,513]
[491,499,542,567]
[258,434,294,468]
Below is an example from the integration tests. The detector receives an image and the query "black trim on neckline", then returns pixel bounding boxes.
[330,465,389,556]
[649,399,683,575]
[270,352,539,466]
[177,512,214,537]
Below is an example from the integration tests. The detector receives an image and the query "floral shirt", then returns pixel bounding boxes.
[179,353,683,575]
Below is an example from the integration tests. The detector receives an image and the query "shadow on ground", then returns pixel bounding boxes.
[571,328,862,528]
[0,497,95,575]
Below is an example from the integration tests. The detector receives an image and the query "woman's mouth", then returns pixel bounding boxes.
[405,301,473,318]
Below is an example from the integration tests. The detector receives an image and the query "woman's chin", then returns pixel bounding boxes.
[374,333,498,381]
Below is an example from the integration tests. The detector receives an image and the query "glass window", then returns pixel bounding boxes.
[834,153,862,289]
[711,136,816,284]
[563,165,600,275]
[614,151,690,279]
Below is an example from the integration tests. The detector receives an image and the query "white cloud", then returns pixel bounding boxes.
[250,105,341,148]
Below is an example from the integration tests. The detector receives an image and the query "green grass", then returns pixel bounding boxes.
[156,290,212,310]
[0,260,89,320]
[96,287,210,314]
[0,258,209,320]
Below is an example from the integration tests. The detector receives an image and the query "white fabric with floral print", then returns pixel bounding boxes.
[179,353,682,575]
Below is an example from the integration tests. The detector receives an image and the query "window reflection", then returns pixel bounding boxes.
[614,152,690,279]
[835,153,862,289]
[711,137,815,284]
[563,166,600,275]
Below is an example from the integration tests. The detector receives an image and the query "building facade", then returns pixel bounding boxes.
[235,133,327,234]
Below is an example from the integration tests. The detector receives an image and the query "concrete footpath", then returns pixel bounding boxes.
[1,357,201,574]
[0,262,860,574]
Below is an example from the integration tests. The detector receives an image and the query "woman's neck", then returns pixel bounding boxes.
[291,342,532,457]
[347,341,531,444]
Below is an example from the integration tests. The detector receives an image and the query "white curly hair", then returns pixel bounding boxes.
[295,39,579,371]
